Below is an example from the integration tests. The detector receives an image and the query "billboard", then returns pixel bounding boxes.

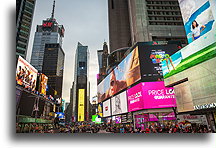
[78,89,85,121]
[138,44,180,82]
[38,74,48,95]
[178,0,215,44]
[98,47,141,103]
[92,115,102,124]
[16,56,38,91]
[103,99,111,117]
[161,34,216,79]
[111,91,128,115]
[97,103,103,117]
[127,82,177,112]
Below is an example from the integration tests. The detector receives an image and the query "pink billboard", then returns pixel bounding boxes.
[127,81,176,112]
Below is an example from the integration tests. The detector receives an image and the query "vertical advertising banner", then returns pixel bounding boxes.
[98,103,103,117]
[16,56,38,91]
[178,0,215,44]
[103,99,111,117]
[39,74,48,95]
[111,91,128,115]
[127,83,144,112]
[78,89,85,121]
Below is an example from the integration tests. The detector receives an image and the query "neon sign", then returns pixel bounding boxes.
[42,22,53,27]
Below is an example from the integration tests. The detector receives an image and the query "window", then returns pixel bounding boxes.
[79,62,85,68]
[111,0,114,9]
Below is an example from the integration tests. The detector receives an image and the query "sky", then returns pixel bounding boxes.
[26,0,109,103]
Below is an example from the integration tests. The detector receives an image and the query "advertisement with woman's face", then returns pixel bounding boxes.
[97,47,141,103]
[111,91,128,115]
[178,0,215,44]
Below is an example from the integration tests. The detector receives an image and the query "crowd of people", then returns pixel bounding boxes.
[16,122,215,133]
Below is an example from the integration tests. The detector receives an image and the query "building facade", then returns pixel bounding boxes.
[108,0,132,53]
[30,1,65,72]
[108,0,187,55]
[128,0,187,45]
[71,42,90,122]
[16,0,36,60]
[42,43,65,99]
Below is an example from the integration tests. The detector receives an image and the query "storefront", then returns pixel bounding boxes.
[133,108,176,131]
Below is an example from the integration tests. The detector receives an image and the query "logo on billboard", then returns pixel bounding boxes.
[42,22,53,27]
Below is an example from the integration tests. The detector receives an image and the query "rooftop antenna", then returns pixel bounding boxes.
[51,0,55,19]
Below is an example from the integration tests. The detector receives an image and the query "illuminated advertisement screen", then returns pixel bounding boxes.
[98,47,141,103]
[92,115,102,124]
[97,103,103,117]
[111,91,128,115]
[138,44,180,82]
[38,74,48,95]
[78,89,85,121]
[103,99,111,117]
[16,56,38,91]
[178,0,215,44]
[163,0,216,78]
[127,82,176,112]
[161,34,216,79]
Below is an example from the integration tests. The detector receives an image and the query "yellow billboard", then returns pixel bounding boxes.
[78,89,85,121]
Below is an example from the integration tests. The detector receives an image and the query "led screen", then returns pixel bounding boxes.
[78,89,85,121]
[162,0,216,78]
[111,91,128,115]
[103,99,111,117]
[16,56,38,91]
[98,47,141,102]
[178,0,215,44]
[127,82,177,112]
[38,74,48,95]
[138,44,180,82]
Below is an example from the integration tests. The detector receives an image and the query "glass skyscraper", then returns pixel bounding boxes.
[30,0,65,72]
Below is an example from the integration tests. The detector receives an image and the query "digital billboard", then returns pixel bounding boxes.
[38,74,48,95]
[138,44,180,82]
[97,103,103,117]
[127,82,176,112]
[161,33,216,79]
[103,99,111,117]
[162,0,216,78]
[92,115,102,124]
[178,0,215,44]
[98,47,141,102]
[111,91,128,115]
[16,56,38,91]
[78,89,85,121]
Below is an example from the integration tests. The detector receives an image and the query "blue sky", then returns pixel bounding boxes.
[26,0,109,103]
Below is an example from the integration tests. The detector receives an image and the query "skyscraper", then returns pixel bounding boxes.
[16,0,36,60]
[128,0,187,45]
[30,0,65,72]
[71,42,90,122]
[108,0,132,53]
[42,43,65,98]
[108,0,187,54]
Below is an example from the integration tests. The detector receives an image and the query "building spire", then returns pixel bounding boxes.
[51,0,55,19]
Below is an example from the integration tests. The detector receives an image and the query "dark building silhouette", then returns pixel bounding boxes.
[16,0,36,60]
[42,43,65,99]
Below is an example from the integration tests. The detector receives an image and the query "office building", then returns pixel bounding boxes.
[108,0,187,55]
[108,0,132,53]
[128,0,187,45]
[16,0,36,60]
[30,0,65,72]
[42,43,65,99]
[71,42,90,122]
